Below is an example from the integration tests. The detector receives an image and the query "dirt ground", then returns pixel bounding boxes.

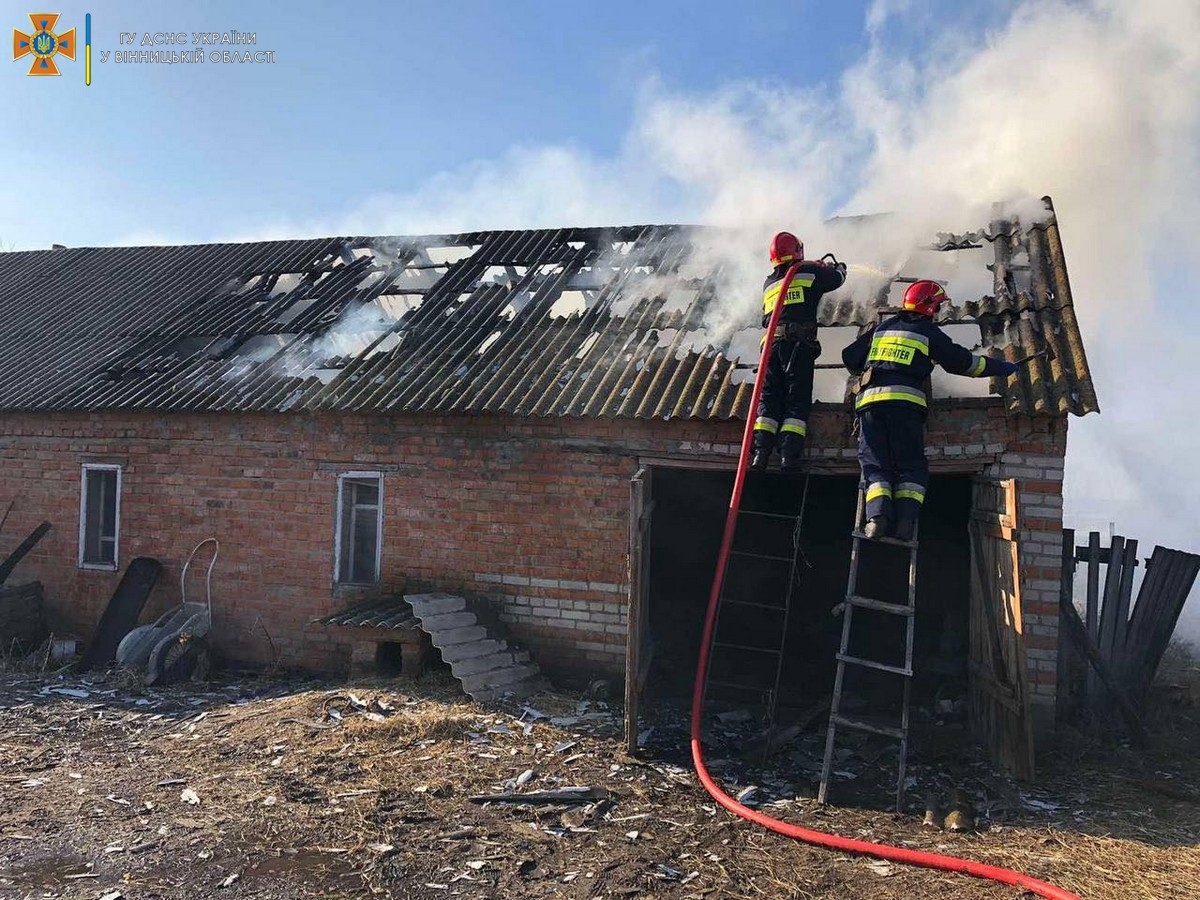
[1,663,1197,900]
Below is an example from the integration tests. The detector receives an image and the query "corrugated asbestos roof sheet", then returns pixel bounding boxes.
[0,206,1097,419]
[315,597,418,630]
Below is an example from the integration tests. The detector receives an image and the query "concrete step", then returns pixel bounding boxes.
[405,593,467,616]
[428,625,488,646]
[438,639,506,664]
[415,611,478,632]
[460,664,540,696]
[451,651,516,677]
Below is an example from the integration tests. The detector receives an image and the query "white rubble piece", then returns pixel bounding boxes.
[405,593,546,702]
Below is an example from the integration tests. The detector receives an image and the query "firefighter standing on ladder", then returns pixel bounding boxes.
[750,232,847,474]
[841,280,1019,541]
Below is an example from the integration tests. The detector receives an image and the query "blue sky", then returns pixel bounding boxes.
[0,0,1005,248]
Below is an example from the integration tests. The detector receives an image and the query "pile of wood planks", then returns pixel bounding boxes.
[1057,528,1200,733]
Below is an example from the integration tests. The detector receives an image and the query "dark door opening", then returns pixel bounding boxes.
[643,467,974,717]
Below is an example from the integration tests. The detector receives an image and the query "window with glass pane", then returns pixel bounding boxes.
[337,475,381,584]
[81,466,120,566]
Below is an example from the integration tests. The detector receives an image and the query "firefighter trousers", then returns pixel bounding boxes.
[857,401,928,524]
[753,337,819,455]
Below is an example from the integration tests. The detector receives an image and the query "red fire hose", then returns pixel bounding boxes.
[688,263,1082,900]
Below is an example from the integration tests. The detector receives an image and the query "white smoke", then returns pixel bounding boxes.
[111,0,1200,639]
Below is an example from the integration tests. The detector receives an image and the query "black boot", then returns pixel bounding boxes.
[863,516,889,540]
[779,435,804,474]
[749,448,771,472]
[892,517,917,543]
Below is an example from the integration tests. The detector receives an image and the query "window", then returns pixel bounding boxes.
[79,464,121,568]
[335,473,382,585]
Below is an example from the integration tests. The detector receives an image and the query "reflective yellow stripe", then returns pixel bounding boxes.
[856,385,927,409]
[754,417,778,433]
[895,489,926,502]
[780,418,807,436]
[868,335,928,366]
[968,355,987,376]
[866,483,893,502]
[762,275,815,315]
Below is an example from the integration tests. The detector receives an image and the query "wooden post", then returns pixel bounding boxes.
[1084,531,1101,702]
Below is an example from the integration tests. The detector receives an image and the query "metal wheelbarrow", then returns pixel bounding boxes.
[115,538,218,685]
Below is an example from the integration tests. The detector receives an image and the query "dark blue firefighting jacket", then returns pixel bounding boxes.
[841,312,1011,412]
[761,261,846,327]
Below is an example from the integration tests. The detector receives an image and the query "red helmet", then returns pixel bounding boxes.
[903,280,949,317]
[769,232,803,267]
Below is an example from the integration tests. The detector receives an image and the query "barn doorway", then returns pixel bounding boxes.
[624,465,996,761]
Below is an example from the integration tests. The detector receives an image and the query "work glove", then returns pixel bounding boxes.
[999,360,1019,376]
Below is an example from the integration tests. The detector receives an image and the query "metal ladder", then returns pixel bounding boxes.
[818,479,919,811]
[704,475,811,757]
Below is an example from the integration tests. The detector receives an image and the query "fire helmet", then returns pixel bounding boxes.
[769,232,803,267]
[902,280,949,317]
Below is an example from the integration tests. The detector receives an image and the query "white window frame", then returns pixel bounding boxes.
[334,471,384,586]
[78,463,122,570]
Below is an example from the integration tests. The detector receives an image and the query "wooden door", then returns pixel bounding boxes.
[624,466,654,753]
[967,478,1035,779]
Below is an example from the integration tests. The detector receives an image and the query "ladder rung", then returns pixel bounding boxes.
[836,653,912,677]
[831,713,905,740]
[728,550,794,564]
[721,597,787,612]
[713,641,783,655]
[845,594,913,616]
[738,509,800,521]
[851,530,918,550]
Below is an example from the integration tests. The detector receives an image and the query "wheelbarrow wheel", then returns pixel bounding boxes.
[152,634,212,686]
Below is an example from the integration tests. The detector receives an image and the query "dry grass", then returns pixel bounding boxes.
[1,670,1197,899]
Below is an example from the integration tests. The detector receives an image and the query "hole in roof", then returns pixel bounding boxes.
[567,240,586,250]
[575,332,601,360]
[612,241,634,256]
[394,267,444,289]
[423,245,477,266]
[478,331,503,355]
[502,291,535,320]
[477,265,527,288]
[567,267,614,291]
[370,293,424,320]
[272,296,318,327]
[269,273,306,297]
[549,290,596,319]
[235,275,265,295]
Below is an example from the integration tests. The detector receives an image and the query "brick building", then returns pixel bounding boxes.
[0,201,1095,773]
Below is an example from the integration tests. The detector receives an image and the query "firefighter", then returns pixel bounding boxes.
[841,280,1019,541]
[750,232,847,474]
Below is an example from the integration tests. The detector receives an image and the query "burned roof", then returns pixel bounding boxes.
[0,205,1096,419]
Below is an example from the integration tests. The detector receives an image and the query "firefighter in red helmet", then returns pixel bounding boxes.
[841,280,1019,541]
[750,232,847,474]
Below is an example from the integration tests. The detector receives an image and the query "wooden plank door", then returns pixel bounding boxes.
[967,478,1035,779]
[624,466,654,753]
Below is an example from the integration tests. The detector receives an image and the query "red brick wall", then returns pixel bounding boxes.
[0,402,1066,728]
